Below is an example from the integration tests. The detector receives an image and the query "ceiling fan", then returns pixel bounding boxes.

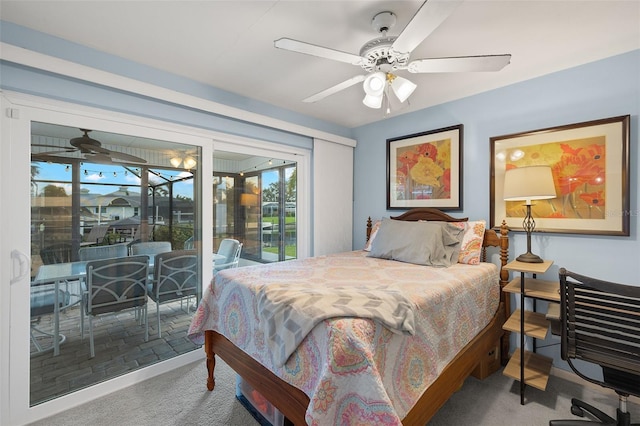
[32,129,147,164]
[274,0,511,110]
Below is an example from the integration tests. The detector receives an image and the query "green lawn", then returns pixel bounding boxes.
[263,245,297,257]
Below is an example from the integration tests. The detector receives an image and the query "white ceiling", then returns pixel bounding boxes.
[2,1,639,129]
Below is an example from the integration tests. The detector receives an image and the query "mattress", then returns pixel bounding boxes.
[188,250,499,425]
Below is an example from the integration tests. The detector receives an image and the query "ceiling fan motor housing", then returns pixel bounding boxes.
[359,36,409,72]
[360,12,409,72]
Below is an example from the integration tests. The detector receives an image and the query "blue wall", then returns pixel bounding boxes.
[352,49,639,369]
[3,20,639,373]
[0,20,352,146]
[353,50,639,283]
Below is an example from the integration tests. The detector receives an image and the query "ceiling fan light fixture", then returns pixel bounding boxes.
[363,93,383,109]
[390,75,417,103]
[363,72,386,96]
[183,156,197,169]
[170,157,183,168]
[363,71,386,108]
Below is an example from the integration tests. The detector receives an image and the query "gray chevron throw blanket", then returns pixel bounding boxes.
[257,283,416,367]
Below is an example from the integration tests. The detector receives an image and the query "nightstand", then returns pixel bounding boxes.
[502,259,560,404]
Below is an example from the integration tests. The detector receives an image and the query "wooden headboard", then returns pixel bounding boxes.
[366,207,508,283]
[366,208,511,362]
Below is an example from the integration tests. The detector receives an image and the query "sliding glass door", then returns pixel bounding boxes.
[2,94,310,425]
[29,123,204,406]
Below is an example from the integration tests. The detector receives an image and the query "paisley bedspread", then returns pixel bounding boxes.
[188,250,499,425]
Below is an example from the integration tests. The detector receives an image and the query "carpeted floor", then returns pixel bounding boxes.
[30,360,639,426]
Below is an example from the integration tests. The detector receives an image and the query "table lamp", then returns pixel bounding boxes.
[503,165,556,263]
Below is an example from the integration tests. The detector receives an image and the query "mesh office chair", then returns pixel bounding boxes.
[549,268,640,426]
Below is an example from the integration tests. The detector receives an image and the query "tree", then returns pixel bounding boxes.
[262,182,278,202]
[31,165,40,197]
[286,168,296,202]
[42,184,68,197]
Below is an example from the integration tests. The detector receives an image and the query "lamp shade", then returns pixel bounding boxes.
[503,166,556,202]
[239,193,258,207]
[390,75,417,103]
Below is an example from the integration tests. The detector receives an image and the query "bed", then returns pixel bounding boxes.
[188,208,510,425]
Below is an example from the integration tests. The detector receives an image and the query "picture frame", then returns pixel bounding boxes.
[387,124,463,210]
[490,115,630,236]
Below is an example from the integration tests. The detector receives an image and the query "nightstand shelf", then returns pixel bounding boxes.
[502,259,558,404]
[503,309,549,339]
[503,277,560,302]
[503,350,553,391]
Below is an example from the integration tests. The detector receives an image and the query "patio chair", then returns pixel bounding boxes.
[183,236,194,250]
[149,250,198,337]
[213,239,242,273]
[78,243,128,261]
[130,241,172,259]
[84,255,150,358]
[30,283,71,355]
[80,224,110,246]
[40,242,72,265]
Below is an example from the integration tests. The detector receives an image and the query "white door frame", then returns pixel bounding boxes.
[0,91,310,425]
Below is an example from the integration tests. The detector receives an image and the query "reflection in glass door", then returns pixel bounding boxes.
[29,122,202,405]
[212,153,296,263]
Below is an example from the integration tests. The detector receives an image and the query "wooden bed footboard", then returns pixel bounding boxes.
[204,301,506,426]
[203,208,510,425]
[205,331,309,425]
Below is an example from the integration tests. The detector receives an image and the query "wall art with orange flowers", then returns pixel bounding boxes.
[491,115,630,236]
[387,124,463,210]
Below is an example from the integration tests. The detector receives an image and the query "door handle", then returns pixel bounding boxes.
[10,249,30,284]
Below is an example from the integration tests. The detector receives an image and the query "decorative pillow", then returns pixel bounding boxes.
[455,220,486,265]
[363,220,382,252]
[367,218,464,267]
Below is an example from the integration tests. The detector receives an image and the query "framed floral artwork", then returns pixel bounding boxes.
[387,125,463,210]
[490,115,630,236]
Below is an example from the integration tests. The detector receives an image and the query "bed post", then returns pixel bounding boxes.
[498,220,510,365]
[204,331,216,391]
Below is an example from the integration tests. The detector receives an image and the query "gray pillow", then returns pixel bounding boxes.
[367,219,464,267]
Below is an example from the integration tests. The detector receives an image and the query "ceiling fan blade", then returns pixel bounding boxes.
[391,0,462,55]
[31,144,77,155]
[105,151,148,164]
[86,153,115,164]
[31,153,68,162]
[303,75,367,103]
[407,54,512,73]
[275,38,364,66]
[75,141,111,155]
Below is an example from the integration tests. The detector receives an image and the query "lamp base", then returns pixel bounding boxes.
[516,252,544,263]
